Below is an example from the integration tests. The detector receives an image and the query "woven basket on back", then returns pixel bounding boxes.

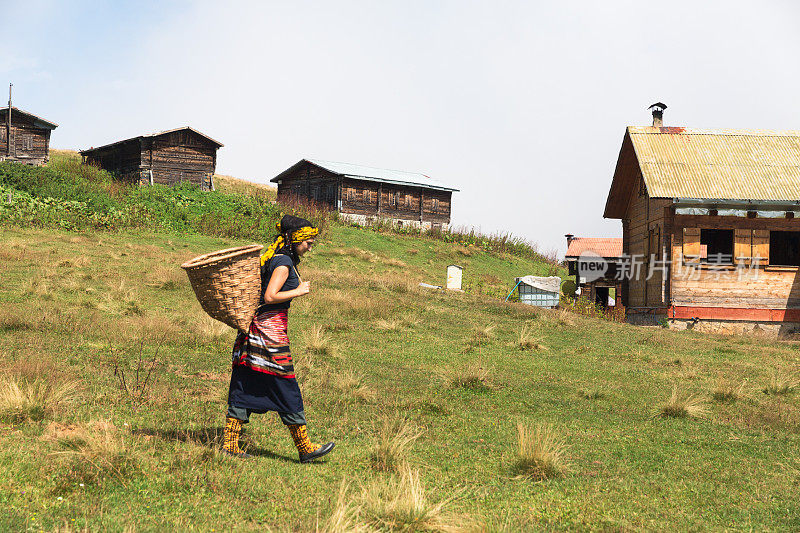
[181,244,264,333]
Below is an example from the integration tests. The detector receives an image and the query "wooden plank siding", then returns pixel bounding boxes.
[0,110,53,165]
[275,160,453,226]
[669,215,800,310]
[82,128,220,190]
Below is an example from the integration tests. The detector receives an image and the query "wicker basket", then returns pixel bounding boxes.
[181,244,264,333]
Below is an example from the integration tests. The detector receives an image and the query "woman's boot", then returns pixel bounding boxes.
[222,417,252,458]
[287,424,335,463]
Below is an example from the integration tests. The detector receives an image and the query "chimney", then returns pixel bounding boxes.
[565,234,575,248]
[648,102,667,127]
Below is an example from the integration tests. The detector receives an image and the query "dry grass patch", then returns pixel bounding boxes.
[439,360,493,392]
[762,369,800,396]
[517,326,547,351]
[0,377,79,423]
[657,386,708,419]
[306,325,336,357]
[146,263,186,290]
[375,318,402,331]
[360,465,468,531]
[0,307,36,332]
[712,379,746,403]
[370,416,422,473]
[512,422,568,481]
[47,419,138,489]
[579,389,605,400]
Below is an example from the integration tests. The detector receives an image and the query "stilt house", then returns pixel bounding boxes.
[0,107,58,165]
[80,127,223,190]
[271,159,459,230]
[604,103,800,335]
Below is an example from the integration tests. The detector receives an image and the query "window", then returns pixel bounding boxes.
[404,193,411,208]
[390,191,398,207]
[769,231,800,266]
[432,198,439,213]
[327,184,336,201]
[700,229,733,264]
[363,189,370,203]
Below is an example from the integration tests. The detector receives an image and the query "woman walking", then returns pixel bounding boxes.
[222,214,335,462]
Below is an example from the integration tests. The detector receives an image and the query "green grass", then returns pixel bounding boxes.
[0,225,799,531]
[0,159,799,530]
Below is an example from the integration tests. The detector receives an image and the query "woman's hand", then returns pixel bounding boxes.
[296,281,311,296]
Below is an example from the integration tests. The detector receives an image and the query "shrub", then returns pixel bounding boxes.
[512,422,568,480]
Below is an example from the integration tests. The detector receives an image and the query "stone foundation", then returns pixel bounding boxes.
[667,319,800,337]
[339,213,448,231]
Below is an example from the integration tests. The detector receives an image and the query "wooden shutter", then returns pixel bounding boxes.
[682,228,701,263]
[734,229,751,265]
[752,229,770,266]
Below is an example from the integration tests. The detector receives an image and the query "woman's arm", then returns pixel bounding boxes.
[263,265,311,304]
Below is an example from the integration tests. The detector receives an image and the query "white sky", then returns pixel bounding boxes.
[3,1,800,256]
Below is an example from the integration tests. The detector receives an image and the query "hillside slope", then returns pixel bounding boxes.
[0,223,798,531]
[0,158,798,530]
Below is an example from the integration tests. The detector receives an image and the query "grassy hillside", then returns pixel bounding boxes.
[0,160,799,530]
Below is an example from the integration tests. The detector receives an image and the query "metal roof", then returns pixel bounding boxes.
[80,126,223,155]
[565,238,623,259]
[271,159,459,192]
[0,106,58,129]
[629,126,800,201]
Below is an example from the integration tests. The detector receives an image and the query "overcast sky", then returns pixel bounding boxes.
[3,1,800,256]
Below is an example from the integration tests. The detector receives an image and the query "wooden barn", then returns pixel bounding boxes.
[271,159,459,230]
[604,104,800,335]
[80,127,222,190]
[0,107,58,165]
[564,236,623,308]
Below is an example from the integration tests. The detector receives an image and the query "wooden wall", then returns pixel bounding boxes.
[621,175,670,308]
[275,161,340,209]
[275,161,453,226]
[84,139,142,183]
[0,110,52,165]
[144,130,217,187]
[83,130,219,189]
[670,215,800,310]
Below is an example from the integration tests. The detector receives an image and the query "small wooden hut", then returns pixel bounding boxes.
[564,236,623,308]
[604,105,800,335]
[0,107,58,165]
[271,159,459,230]
[80,127,223,190]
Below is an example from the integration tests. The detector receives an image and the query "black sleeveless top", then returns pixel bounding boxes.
[257,254,300,312]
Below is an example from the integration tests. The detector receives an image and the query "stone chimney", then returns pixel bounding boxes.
[565,234,575,248]
[648,102,667,127]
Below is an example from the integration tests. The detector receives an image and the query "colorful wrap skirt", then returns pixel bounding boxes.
[227,310,304,414]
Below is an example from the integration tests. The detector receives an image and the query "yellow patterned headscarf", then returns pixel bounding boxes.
[260,218,319,266]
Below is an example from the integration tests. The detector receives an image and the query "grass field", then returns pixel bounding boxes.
[1,221,799,531]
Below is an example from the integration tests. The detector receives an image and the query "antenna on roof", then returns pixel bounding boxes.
[6,84,11,157]
[648,102,667,127]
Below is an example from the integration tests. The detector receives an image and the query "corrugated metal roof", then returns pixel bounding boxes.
[305,159,459,192]
[565,238,623,258]
[629,126,800,201]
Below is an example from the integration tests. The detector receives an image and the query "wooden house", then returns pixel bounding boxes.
[0,107,58,165]
[80,127,223,190]
[564,236,623,308]
[604,105,800,335]
[271,159,459,230]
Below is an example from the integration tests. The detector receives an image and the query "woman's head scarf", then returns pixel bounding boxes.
[260,214,318,266]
